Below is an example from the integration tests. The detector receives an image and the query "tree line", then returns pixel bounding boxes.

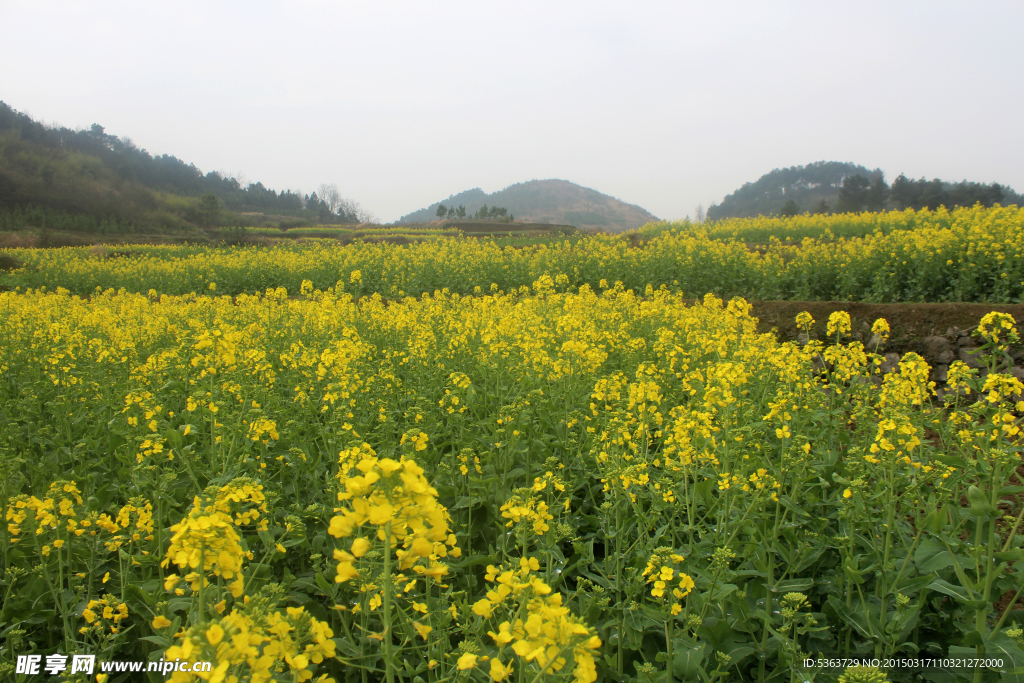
[435,203,512,221]
[779,173,1018,217]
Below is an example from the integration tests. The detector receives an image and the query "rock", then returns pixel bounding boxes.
[946,327,959,337]
[880,352,901,373]
[937,350,955,364]
[797,332,809,346]
[931,365,948,383]
[867,334,885,349]
[1013,366,1024,382]
[922,336,950,360]
[958,335,974,348]
[959,346,985,369]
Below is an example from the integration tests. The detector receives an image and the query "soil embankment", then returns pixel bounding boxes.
[749,300,1024,391]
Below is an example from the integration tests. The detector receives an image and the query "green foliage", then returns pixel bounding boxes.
[198,192,220,227]
[779,199,800,217]
[836,174,871,213]
[709,161,1022,220]
[709,161,882,219]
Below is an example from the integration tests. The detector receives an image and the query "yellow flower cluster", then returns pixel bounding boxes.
[213,478,269,528]
[162,498,249,599]
[642,550,695,615]
[328,444,456,583]
[976,312,1019,350]
[5,480,82,550]
[164,605,335,683]
[500,494,554,536]
[470,558,601,683]
[827,311,852,338]
[81,594,129,635]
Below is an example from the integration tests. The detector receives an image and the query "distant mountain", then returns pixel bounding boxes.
[398,179,658,232]
[708,161,1024,219]
[708,161,882,220]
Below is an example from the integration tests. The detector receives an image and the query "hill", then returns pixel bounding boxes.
[707,161,882,220]
[708,161,1024,219]
[398,179,658,232]
[0,101,366,234]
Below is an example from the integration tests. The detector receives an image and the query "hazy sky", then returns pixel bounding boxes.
[2,1,1022,222]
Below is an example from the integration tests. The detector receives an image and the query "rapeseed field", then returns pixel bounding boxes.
[1,208,1023,682]
[3,205,1023,303]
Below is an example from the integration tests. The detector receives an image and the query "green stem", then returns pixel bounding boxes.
[974,467,1003,683]
[383,520,395,683]
[198,544,206,624]
[665,616,675,683]
[616,494,624,678]
[992,583,1024,633]
[876,469,897,656]
[758,550,775,683]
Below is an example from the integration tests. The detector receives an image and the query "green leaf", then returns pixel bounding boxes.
[967,485,996,517]
[927,579,985,608]
[720,646,755,666]
[639,603,667,623]
[672,641,708,680]
[984,632,1024,680]
[930,453,968,468]
[826,596,873,638]
[893,573,935,596]
[777,494,811,518]
[961,630,984,646]
[710,583,738,601]
[916,538,954,573]
[995,549,1024,563]
[314,571,333,595]
[774,578,814,593]
[140,635,172,648]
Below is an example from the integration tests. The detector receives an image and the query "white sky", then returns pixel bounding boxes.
[2,1,1022,223]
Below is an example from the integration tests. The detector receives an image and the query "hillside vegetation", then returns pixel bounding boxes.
[399,179,658,232]
[0,102,366,234]
[709,160,1022,219]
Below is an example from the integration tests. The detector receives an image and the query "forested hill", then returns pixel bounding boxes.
[708,160,1023,219]
[399,179,658,232]
[0,101,366,233]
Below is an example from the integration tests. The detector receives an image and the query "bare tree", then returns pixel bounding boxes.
[694,203,705,224]
[336,197,377,224]
[317,183,343,215]
[357,206,378,224]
